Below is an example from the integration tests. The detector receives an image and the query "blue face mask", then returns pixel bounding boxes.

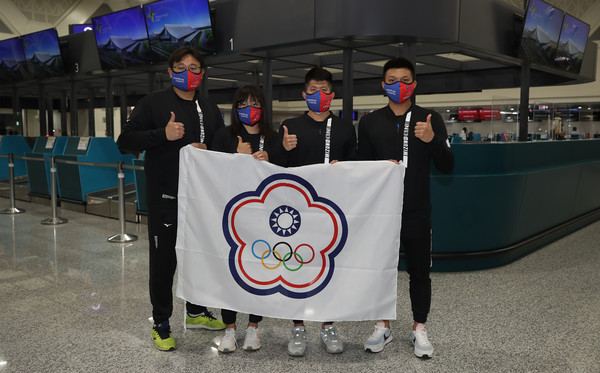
[305,91,333,113]
[171,70,202,92]
[384,81,415,103]
[238,106,262,126]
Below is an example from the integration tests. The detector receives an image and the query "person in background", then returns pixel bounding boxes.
[358,57,454,358]
[118,46,226,352]
[273,66,357,356]
[210,85,277,353]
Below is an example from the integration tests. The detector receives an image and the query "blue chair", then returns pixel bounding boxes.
[472,133,482,141]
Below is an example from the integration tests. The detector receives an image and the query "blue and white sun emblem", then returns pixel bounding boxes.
[270,205,301,237]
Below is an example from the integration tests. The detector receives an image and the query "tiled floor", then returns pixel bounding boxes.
[1,201,599,372]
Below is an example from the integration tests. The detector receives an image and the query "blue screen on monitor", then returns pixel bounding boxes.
[71,24,93,34]
[21,28,64,79]
[519,0,564,66]
[0,37,28,82]
[143,0,214,61]
[92,6,152,70]
[554,14,590,74]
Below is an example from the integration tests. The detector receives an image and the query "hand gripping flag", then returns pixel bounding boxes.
[176,146,404,321]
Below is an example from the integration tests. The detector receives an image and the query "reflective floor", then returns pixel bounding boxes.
[1,200,599,372]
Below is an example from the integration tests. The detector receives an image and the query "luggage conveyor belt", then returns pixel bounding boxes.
[85,184,139,223]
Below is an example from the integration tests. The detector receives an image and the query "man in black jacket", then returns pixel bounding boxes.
[273,66,357,357]
[118,47,226,351]
[359,58,454,358]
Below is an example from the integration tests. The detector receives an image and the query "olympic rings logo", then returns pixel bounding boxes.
[251,239,315,271]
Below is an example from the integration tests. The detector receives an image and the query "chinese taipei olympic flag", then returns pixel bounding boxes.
[175,146,404,321]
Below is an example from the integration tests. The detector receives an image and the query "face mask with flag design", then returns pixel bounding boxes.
[305,91,333,113]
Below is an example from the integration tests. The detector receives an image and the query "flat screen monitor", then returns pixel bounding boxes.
[0,37,28,82]
[92,6,152,70]
[519,0,564,67]
[554,14,590,74]
[21,28,65,79]
[143,0,214,61]
[70,24,93,34]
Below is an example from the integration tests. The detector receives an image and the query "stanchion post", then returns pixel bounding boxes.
[2,153,25,215]
[108,162,137,243]
[41,156,68,225]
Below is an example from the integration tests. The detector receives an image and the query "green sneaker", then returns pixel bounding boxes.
[186,311,226,330]
[152,322,176,351]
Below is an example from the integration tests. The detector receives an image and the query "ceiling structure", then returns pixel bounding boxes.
[0,0,599,108]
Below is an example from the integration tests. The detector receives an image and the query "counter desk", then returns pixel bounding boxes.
[422,139,600,271]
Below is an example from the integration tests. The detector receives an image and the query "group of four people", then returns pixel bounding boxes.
[118,46,454,359]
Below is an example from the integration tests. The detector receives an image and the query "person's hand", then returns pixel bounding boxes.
[165,112,185,141]
[253,151,269,162]
[282,125,297,151]
[330,160,338,164]
[415,114,435,143]
[190,143,207,149]
[237,136,253,154]
[387,159,400,164]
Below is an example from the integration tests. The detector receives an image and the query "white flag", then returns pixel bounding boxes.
[176,146,404,322]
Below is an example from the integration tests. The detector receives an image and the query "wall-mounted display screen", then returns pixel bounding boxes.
[92,6,152,70]
[143,0,215,61]
[519,0,564,66]
[554,14,590,74]
[70,24,93,34]
[21,28,65,79]
[0,37,28,82]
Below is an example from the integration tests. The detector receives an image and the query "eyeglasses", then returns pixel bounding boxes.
[172,64,202,74]
[237,98,261,109]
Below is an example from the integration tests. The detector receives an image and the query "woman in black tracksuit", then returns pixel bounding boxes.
[211,85,277,352]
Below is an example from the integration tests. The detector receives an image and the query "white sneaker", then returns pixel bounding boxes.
[287,326,306,356]
[412,324,433,358]
[218,328,237,353]
[320,325,343,354]
[242,326,261,351]
[364,325,393,352]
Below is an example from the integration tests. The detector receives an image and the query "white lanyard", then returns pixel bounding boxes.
[259,135,265,152]
[402,111,411,168]
[195,100,205,143]
[324,117,332,164]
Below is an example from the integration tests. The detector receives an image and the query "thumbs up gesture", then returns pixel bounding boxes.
[165,112,185,141]
[237,136,253,154]
[415,114,434,143]
[282,125,297,151]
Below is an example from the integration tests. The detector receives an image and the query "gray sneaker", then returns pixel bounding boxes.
[412,325,433,358]
[288,326,306,356]
[364,325,392,352]
[320,325,343,354]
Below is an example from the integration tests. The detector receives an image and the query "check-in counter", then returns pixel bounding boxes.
[0,135,31,180]
[55,137,135,203]
[426,139,600,271]
[25,136,68,197]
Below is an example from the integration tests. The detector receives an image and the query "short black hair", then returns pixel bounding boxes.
[168,46,205,69]
[304,66,333,91]
[382,58,415,81]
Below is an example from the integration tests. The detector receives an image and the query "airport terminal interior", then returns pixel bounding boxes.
[1,0,600,372]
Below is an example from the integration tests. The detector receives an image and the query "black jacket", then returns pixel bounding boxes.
[358,104,454,236]
[273,113,357,167]
[118,88,224,217]
[212,125,278,157]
